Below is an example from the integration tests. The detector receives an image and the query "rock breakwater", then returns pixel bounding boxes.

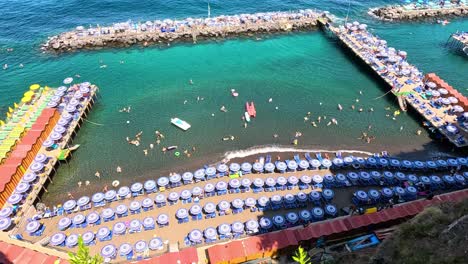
[369,3,468,21]
[42,9,329,53]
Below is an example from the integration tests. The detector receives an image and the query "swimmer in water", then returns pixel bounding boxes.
[189,79,193,85]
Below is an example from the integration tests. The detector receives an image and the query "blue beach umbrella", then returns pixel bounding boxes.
[205,167,217,177]
[296,192,308,203]
[299,210,312,222]
[252,162,264,172]
[309,191,321,202]
[332,158,344,167]
[359,171,371,181]
[378,158,389,166]
[287,161,298,171]
[447,159,458,167]
[241,162,252,173]
[182,172,194,182]
[194,169,205,180]
[312,207,325,220]
[335,173,347,184]
[144,180,156,192]
[241,178,251,188]
[426,161,437,169]
[343,156,353,165]
[347,172,359,182]
[273,215,285,226]
[322,189,334,200]
[217,164,228,174]
[118,186,130,198]
[157,214,169,225]
[381,188,394,199]
[395,172,407,182]
[367,157,377,166]
[324,204,337,217]
[286,212,299,224]
[456,157,467,166]
[259,217,273,229]
[299,160,310,169]
[368,189,381,201]
[420,176,431,185]
[0,217,12,231]
[407,174,419,184]
[393,186,406,196]
[414,161,425,169]
[229,163,240,172]
[264,163,275,172]
[276,162,287,172]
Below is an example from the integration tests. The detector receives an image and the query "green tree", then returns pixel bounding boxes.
[68,236,103,264]
[292,246,311,264]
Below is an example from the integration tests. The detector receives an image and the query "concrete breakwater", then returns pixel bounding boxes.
[369,3,468,21]
[42,9,328,53]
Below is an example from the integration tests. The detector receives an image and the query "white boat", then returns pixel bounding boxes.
[171,118,191,131]
[244,112,251,122]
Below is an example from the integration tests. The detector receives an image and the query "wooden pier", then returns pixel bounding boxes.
[42,9,329,53]
[0,83,98,231]
[320,20,468,147]
[447,32,468,56]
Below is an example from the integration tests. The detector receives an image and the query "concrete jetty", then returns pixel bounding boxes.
[369,1,468,21]
[321,20,468,147]
[42,9,329,53]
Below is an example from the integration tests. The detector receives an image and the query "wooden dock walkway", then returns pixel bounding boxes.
[320,20,468,147]
[447,32,468,56]
[6,83,98,233]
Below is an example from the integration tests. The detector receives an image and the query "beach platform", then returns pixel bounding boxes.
[447,31,468,56]
[2,147,468,262]
[369,1,468,21]
[321,20,468,147]
[0,81,98,228]
[41,9,330,53]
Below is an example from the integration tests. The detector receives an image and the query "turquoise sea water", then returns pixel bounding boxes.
[0,1,466,203]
